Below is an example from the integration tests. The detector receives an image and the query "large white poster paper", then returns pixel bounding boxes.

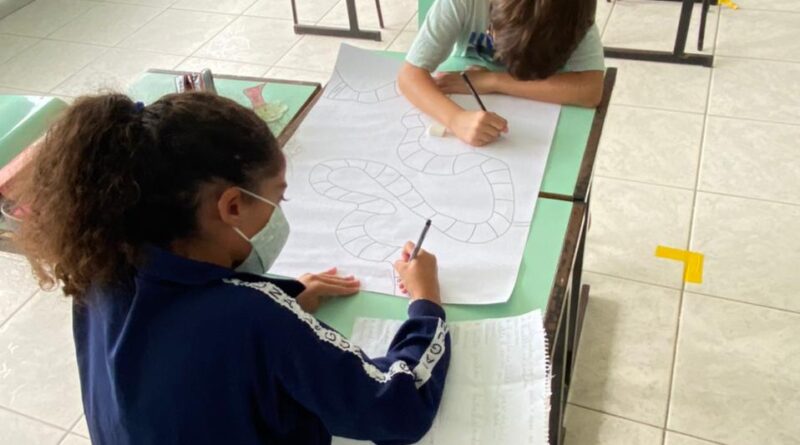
[334,310,551,445]
[272,45,561,304]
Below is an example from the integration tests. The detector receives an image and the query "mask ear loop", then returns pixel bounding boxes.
[233,226,251,242]
[238,187,279,208]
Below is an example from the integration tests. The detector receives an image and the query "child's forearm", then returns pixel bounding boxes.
[492,71,604,108]
[398,63,464,127]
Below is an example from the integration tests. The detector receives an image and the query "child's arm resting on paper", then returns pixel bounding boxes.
[262,289,451,445]
[433,69,605,108]
[398,62,508,147]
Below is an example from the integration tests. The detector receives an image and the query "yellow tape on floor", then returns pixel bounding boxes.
[655,246,704,284]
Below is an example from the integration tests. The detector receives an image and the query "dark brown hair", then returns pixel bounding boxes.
[491,0,596,80]
[14,92,282,300]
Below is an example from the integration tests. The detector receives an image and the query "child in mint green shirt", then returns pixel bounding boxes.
[398,0,605,147]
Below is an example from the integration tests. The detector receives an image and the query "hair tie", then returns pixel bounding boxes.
[134,101,145,113]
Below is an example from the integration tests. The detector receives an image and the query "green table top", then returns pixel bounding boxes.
[317,198,573,336]
[128,72,319,143]
[0,95,68,170]
[377,51,596,201]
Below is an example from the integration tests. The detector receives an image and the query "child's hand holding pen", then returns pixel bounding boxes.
[394,220,442,306]
[434,71,509,147]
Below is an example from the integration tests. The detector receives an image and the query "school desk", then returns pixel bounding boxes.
[0,95,69,253]
[318,198,585,445]
[379,51,618,406]
[127,68,600,445]
[128,71,322,149]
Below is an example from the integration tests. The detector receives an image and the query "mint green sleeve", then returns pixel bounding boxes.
[561,24,606,73]
[405,0,466,71]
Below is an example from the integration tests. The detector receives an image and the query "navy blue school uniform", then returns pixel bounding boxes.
[73,247,450,445]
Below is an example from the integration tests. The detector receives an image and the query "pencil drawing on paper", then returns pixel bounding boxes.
[324,69,401,104]
[308,108,517,271]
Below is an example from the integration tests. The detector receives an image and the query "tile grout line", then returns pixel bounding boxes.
[598,0,616,38]
[582,269,684,292]
[0,403,70,435]
[0,290,38,331]
[55,413,86,445]
[685,290,800,317]
[47,2,178,95]
[715,53,800,66]
[660,15,721,441]
[664,428,728,445]
[166,6,242,65]
[594,174,800,209]
[705,112,800,128]
[583,269,800,316]
[567,402,664,431]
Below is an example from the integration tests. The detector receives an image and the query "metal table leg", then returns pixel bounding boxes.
[603,0,714,67]
[291,0,383,41]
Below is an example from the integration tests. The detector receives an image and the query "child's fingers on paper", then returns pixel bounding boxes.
[402,241,416,254]
[319,267,338,276]
[316,274,360,287]
[318,281,360,297]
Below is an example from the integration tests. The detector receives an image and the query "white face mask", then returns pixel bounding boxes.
[233,188,290,275]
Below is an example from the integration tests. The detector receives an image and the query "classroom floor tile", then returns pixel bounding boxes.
[0,0,95,37]
[716,8,800,62]
[118,9,235,56]
[0,34,38,64]
[0,407,65,444]
[387,30,416,53]
[733,0,800,11]
[0,39,105,91]
[60,434,90,445]
[265,66,332,84]
[699,116,800,205]
[176,57,269,77]
[563,405,664,445]
[244,0,338,22]
[48,2,162,46]
[687,192,800,313]
[595,0,614,35]
[596,105,703,189]
[709,56,800,125]
[664,432,719,445]
[668,293,800,445]
[569,273,680,427]
[171,0,256,14]
[602,1,718,56]
[605,58,711,113]
[584,177,694,289]
[275,32,394,72]
[0,291,83,428]
[0,252,39,326]
[71,415,89,437]
[52,48,183,97]
[107,0,176,7]
[194,16,300,66]
[318,0,417,31]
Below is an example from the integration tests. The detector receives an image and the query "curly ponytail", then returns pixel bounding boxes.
[14,92,282,300]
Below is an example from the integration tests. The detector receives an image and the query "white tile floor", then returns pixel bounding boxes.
[0,0,798,444]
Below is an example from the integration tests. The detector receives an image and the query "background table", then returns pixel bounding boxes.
[129,71,322,148]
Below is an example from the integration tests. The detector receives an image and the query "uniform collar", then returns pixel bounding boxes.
[137,246,236,286]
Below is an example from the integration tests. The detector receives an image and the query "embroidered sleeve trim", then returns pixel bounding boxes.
[224,279,447,388]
